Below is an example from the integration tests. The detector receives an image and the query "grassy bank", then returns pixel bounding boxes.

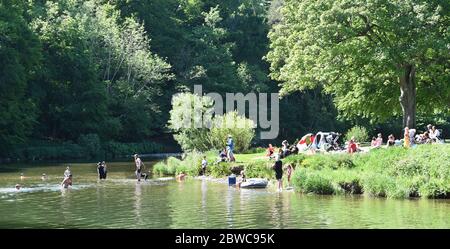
[290,145,450,199]
[153,144,450,199]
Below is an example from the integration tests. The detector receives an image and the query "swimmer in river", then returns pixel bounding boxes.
[15,184,21,190]
[176,172,187,182]
[41,173,48,181]
[61,174,73,189]
[64,166,71,178]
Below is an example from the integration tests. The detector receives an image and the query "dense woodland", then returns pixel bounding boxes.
[0,0,448,160]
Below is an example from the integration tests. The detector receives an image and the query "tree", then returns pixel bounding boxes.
[168,92,255,152]
[266,0,450,128]
[0,0,41,155]
[29,0,173,141]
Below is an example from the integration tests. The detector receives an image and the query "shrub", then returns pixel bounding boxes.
[418,179,450,198]
[331,170,362,194]
[209,111,255,153]
[344,126,369,143]
[168,92,255,153]
[245,161,273,179]
[292,168,334,194]
[209,162,232,178]
[361,173,396,197]
[300,154,355,170]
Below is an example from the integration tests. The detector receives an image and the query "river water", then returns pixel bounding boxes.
[0,161,449,228]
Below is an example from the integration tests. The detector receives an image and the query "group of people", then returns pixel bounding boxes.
[216,135,236,163]
[271,154,294,191]
[369,124,443,150]
[267,123,444,157]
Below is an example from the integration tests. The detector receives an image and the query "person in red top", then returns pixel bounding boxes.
[347,137,358,154]
[266,144,274,157]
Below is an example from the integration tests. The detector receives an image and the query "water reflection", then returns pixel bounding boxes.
[0,161,449,229]
[134,182,142,226]
[226,186,234,228]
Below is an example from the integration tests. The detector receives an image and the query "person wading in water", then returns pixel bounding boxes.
[134,154,147,182]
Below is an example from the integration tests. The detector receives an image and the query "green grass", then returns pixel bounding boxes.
[290,144,450,199]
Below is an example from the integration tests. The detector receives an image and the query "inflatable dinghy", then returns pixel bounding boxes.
[240,178,268,189]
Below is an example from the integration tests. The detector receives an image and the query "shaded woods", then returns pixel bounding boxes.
[1,0,448,161]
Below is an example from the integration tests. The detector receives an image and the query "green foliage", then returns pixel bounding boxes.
[0,1,41,156]
[78,134,102,159]
[290,144,450,198]
[292,168,335,195]
[300,154,355,170]
[344,126,369,143]
[8,139,162,161]
[209,162,231,178]
[169,93,255,153]
[153,151,203,176]
[209,111,255,153]
[267,0,450,124]
[244,161,273,179]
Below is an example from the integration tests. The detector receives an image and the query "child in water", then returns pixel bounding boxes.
[61,174,73,188]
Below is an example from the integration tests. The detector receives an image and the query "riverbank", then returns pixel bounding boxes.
[153,144,450,199]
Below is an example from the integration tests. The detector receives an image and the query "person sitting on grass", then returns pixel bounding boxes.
[386,134,395,147]
[371,137,377,148]
[430,126,441,143]
[216,149,227,164]
[347,137,358,154]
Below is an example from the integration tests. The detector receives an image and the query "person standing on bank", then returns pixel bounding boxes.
[226,135,235,162]
[273,154,283,192]
[201,156,208,176]
[134,154,145,182]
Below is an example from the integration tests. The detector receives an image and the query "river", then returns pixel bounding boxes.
[0,161,449,228]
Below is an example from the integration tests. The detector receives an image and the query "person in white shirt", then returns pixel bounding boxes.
[64,166,71,178]
[430,126,440,142]
[201,156,208,176]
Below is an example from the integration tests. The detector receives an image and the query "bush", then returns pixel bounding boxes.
[209,162,232,178]
[361,173,396,197]
[331,170,362,194]
[300,154,355,170]
[152,151,203,176]
[244,161,273,179]
[168,92,255,153]
[292,168,334,194]
[344,126,369,143]
[209,111,255,153]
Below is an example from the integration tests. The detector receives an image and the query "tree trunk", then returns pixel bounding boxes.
[399,64,416,128]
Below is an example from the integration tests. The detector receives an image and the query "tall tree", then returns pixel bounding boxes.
[0,0,41,154]
[267,0,450,128]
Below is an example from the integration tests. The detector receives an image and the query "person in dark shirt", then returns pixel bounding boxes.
[97,162,106,180]
[273,155,283,191]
